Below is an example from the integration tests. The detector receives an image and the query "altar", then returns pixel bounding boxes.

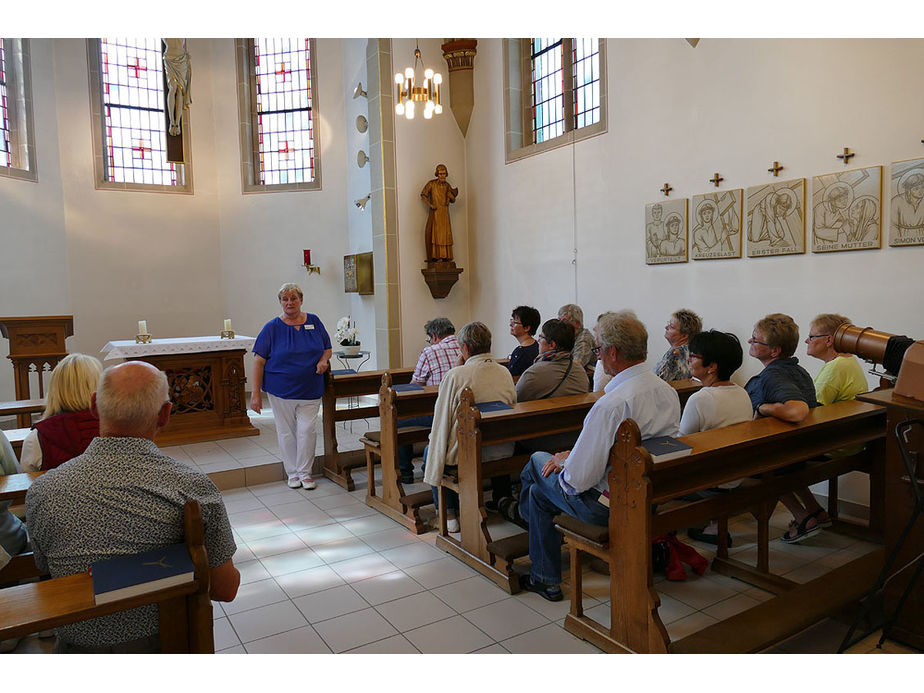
[100,336,259,447]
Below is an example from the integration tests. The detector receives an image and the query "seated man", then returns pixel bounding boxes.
[744,313,821,543]
[518,311,681,601]
[26,361,240,653]
[778,312,869,543]
[399,317,463,483]
[558,303,597,369]
[422,322,516,534]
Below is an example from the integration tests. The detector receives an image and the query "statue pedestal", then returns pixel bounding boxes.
[421,261,463,299]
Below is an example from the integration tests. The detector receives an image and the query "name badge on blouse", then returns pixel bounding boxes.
[305,324,315,330]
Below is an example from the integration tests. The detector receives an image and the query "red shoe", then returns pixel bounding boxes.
[668,535,707,576]
[664,543,687,581]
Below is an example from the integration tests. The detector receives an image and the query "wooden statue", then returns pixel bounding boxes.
[420,164,458,262]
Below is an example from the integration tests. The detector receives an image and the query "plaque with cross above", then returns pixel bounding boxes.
[645,199,688,265]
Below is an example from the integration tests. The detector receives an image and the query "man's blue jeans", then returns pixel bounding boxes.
[519,451,609,587]
[397,415,434,478]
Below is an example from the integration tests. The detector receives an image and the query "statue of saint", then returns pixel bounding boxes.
[163,38,192,137]
[420,164,458,262]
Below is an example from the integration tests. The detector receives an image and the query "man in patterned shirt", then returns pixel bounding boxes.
[399,318,463,483]
[26,361,240,653]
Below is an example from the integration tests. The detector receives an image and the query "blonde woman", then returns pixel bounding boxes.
[19,354,103,472]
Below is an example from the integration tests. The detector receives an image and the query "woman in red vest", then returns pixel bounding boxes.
[19,353,103,472]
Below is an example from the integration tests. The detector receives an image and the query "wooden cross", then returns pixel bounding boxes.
[837,147,855,165]
[278,141,295,159]
[275,61,291,82]
[768,161,783,177]
[660,183,673,197]
[132,140,152,160]
[127,57,147,79]
[709,172,724,187]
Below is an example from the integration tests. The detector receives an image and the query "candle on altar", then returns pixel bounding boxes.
[303,249,311,266]
[138,320,148,335]
[224,319,232,332]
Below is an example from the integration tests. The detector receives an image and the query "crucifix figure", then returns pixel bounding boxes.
[163,38,192,137]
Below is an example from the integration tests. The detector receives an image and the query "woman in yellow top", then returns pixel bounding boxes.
[780,313,869,543]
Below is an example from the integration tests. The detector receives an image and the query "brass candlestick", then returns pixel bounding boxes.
[135,334,152,344]
[304,263,321,275]
[220,330,235,339]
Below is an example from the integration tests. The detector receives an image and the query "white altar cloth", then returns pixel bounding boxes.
[100,335,256,360]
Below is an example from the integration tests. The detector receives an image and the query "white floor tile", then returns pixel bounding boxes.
[345,634,420,653]
[222,578,290,615]
[228,508,277,527]
[257,488,310,508]
[656,574,739,610]
[212,617,241,651]
[327,503,381,523]
[351,570,426,606]
[227,600,309,643]
[313,608,398,653]
[217,645,246,654]
[378,541,445,569]
[431,575,510,612]
[329,553,398,582]
[404,556,479,589]
[664,610,720,641]
[245,532,308,559]
[275,564,346,599]
[221,495,266,514]
[502,622,603,654]
[471,643,511,654]
[293,584,370,623]
[360,528,422,552]
[311,536,375,563]
[375,591,456,631]
[463,596,548,640]
[403,615,494,654]
[235,518,292,542]
[260,547,325,577]
[244,625,332,654]
[300,524,364,548]
[702,592,763,621]
[312,493,365,511]
[237,559,271,585]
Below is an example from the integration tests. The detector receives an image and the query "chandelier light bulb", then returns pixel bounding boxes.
[395,102,405,116]
[405,67,414,80]
[406,101,415,119]
[434,104,443,115]
[394,73,403,84]
[424,68,434,80]
[433,73,442,85]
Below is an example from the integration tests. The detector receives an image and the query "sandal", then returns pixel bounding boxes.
[808,508,833,528]
[519,575,563,602]
[780,515,822,544]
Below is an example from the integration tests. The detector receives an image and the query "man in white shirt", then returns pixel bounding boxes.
[517,311,680,601]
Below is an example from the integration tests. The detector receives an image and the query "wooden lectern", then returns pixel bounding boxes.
[0,316,73,427]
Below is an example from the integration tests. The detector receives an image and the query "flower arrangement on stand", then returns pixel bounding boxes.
[336,316,361,355]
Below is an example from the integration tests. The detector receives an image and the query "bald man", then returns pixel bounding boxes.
[26,361,240,653]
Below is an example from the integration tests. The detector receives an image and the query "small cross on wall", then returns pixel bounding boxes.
[836,147,855,165]
[768,161,783,177]
[660,183,673,197]
[709,172,724,187]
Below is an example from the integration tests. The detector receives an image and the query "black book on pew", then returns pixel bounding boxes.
[641,436,693,462]
[475,400,513,413]
[393,383,424,392]
[90,543,194,605]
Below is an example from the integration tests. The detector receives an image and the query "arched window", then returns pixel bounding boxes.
[0,38,37,182]
[236,38,321,192]
[87,38,191,192]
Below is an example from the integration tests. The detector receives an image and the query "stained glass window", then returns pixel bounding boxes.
[98,38,182,186]
[529,38,600,145]
[1,39,13,168]
[251,38,315,186]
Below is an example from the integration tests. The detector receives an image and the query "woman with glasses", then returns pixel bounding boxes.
[506,305,541,376]
[679,331,753,545]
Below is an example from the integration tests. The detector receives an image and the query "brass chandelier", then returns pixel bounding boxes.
[394,41,443,120]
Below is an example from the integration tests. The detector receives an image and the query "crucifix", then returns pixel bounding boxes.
[768,161,783,177]
[836,147,855,166]
[709,172,724,187]
[162,38,191,164]
[660,183,673,197]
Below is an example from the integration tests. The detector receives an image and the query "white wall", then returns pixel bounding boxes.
[392,38,472,365]
[466,38,924,507]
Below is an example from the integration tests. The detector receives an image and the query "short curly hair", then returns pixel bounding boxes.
[457,321,492,356]
[424,317,455,339]
[754,313,800,358]
[811,313,851,337]
[672,309,702,337]
[596,310,648,362]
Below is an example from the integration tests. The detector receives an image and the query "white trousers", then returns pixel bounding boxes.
[267,393,321,481]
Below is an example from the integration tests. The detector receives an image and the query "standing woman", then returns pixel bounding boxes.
[251,283,332,490]
[19,353,103,472]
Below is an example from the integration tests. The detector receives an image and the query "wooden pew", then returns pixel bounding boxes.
[0,499,214,653]
[0,471,43,503]
[2,428,30,460]
[557,400,887,654]
[363,375,440,533]
[319,367,414,490]
[433,378,702,592]
[0,398,45,428]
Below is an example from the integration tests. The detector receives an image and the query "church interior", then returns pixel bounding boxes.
[1,31,922,661]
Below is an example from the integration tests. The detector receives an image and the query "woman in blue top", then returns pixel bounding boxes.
[251,283,332,490]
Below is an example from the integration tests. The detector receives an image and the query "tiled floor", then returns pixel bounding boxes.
[6,409,920,655]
